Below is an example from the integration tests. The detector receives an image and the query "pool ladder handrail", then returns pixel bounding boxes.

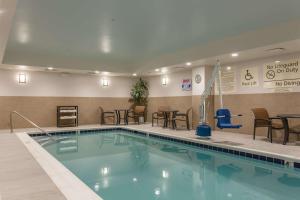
[10,111,55,140]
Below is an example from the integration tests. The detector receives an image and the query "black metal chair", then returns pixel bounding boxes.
[251,108,283,143]
[172,107,192,130]
[99,106,115,125]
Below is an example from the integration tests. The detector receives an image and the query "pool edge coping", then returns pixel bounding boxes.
[16,132,103,200]
[29,126,300,168]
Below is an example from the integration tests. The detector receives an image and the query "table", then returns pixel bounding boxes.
[277,114,300,145]
[115,109,129,125]
[160,110,178,128]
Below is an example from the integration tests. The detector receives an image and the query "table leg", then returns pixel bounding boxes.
[172,111,176,129]
[282,118,289,145]
[115,110,120,125]
[166,113,169,128]
[163,112,167,128]
[124,110,128,125]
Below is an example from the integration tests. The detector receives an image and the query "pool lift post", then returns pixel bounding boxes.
[196,61,223,137]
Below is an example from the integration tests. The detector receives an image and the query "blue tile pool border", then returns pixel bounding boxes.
[28,127,300,169]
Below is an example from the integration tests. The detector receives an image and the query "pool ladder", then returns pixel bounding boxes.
[10,111,56,142]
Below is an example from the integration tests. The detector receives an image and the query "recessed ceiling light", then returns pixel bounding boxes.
[18,65,27,69]
[231,53,239,57]
[186,62,192,66]
[94,71,100,74]
[102,71,109,75]
[132,73,137,76]
[226,66,232,70]
[155,68,160,72]
[275,60,281,63]
[47,67,54,70]
[161,68,168,73]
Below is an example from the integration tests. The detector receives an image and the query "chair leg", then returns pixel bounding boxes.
[101,114,104,125]
[172,119,176,129]
[270,129,273,143]
[152,117,154,127]
[253,125,256,140]
[186,116,190,130]
[268,127,273,143]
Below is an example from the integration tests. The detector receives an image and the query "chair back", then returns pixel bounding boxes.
[186,107,192,115]
[216,108,242,129]
[157,106,170,117]
[134,106,145,113]
[216,109,232,125]
[158,106,170,112]
[99,106,104,113]
[251,108,270,126]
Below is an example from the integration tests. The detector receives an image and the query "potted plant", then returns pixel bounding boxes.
[129,78,149,122]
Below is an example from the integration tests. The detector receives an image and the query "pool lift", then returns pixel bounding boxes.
[196,61,242,137]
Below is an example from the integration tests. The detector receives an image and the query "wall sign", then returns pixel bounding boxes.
[181,79,192,91]
[194,74,202,84]
[240,67,259,87]
[263,59,300,88]
[215,66,236,94]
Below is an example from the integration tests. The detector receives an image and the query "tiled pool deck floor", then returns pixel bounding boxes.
[0,133,66,200]
[1,123,300,199]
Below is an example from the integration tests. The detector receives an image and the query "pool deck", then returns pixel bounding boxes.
[1,123,300,199]
[0,133,66,200]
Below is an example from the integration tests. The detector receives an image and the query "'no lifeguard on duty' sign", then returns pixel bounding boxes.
[263,59,300,88]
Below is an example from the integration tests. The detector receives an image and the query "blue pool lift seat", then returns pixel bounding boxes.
[215,108,242,129]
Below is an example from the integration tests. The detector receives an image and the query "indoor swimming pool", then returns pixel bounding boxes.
[33,129,300,200]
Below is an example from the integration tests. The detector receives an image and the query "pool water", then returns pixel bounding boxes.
[39,130,300,200]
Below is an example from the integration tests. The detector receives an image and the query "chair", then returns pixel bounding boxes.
[215,108,242,129]
[152,106,170,127]
[127,106,146,124]
[99,106,115,125]
[251,108,283,143]
[172,107,192,130]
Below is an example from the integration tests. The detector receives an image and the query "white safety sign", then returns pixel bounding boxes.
[215,66,236,94]
[240,67,259,87]
[263,59,300,88]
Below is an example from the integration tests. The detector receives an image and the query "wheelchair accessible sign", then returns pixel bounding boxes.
[240,67,259,87]
[263,59,300,88]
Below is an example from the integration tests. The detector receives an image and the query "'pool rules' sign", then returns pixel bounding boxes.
[263,59,300,88]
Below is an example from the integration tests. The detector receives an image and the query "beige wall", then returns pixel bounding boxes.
[0,69,133,97]
[0,96,130,129]
[145,70,192,97]
[211,53,300,141]
[2,53,300,133]
[0,96,195,130]
[0,69,135,129]
[214,93,300,140]
[0,69,196,130]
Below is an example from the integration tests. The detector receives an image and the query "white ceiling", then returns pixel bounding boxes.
[1,0,300,74]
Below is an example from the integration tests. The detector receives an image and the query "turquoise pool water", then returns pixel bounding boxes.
[39,130,300,200]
